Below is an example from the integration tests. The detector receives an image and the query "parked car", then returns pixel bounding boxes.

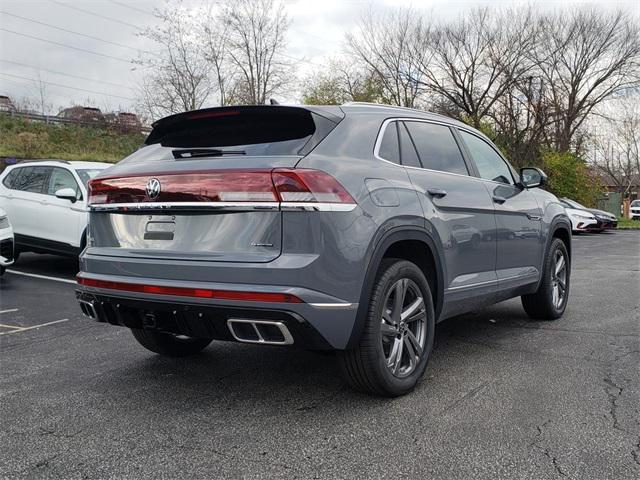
[76,104,572,397]
[57,106,105,124]
[105,112,142,132]
[0,160,112,259]
[631,199,640,220]
[560,202,598,233]
[560,197,617,230]
[0,207,14,275]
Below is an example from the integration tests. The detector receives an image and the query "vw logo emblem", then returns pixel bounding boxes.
[146,178,161,200]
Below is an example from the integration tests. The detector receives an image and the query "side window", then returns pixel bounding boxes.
[459,131,514,185]
[378,122,400,164]
[47,168,79,197]
[14,166,51,193]
[404,122,468,175]
[398,122,421,168]
[2,168,20,189]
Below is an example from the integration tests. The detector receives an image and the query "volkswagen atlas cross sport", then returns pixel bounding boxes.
[76,103,572,397]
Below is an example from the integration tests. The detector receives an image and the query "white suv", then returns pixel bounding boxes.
[631,200,640,220]
[0,160,112,258]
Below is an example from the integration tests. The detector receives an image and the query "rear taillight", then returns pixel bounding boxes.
[89,169,355,207]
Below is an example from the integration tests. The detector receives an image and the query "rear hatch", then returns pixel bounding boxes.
[87,105,344,263]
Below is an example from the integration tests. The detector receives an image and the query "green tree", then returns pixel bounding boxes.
[543,151,603,206]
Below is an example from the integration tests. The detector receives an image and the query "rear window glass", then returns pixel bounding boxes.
[378,122,400,164]
[136,106,338,162]
[405,121,468,175]
[13,166,52,193]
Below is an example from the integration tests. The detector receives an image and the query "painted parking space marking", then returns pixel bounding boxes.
[0,308,19,314]
[6,269,76,285]
[0,318,69,335]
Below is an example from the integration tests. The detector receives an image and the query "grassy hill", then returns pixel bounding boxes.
[0,114,146,162]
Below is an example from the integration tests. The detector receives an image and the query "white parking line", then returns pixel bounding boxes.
[0,308,19,314]
[0,318,69,335]
[6,269,76,285]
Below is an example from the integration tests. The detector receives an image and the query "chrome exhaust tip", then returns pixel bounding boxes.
[227,318,294,345]
[79,299,97,319]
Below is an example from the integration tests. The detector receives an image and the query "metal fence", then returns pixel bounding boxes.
[1,110,151,133]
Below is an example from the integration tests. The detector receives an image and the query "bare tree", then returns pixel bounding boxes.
[221,0,292,105]
[591,108,640,196]
[201,5,234,107]
[534,9,640,152]
[415,7,536,128]
[137,4,214,120]
[346,8,428,107]
[301,58,383,105]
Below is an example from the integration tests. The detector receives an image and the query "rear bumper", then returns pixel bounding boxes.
[75,274,359,349]
[76,290,335,349]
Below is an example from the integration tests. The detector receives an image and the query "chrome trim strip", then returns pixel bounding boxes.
[280,202,357,212]
[90,202,280,212]
[308,302,357,309]
[446,272,538,292]
[90,202,357,212]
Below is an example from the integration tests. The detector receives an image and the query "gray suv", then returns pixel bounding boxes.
[76,103,572,396]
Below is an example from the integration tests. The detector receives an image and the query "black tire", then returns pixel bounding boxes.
[338,259,436,397]
[130,328,212,357]
[522,238,570,320]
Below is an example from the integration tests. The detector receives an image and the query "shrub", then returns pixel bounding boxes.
[542,150,603,206]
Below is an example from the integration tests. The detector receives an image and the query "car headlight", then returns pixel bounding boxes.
[574,214,593,220]
[0,215,9,229]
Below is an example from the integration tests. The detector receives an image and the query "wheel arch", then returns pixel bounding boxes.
[346,226,445,349]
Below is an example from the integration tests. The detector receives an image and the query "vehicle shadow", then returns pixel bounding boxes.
[93,298,543,412]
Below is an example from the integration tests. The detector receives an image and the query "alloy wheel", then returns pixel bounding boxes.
[551,249,567,309]
[380,278,427,378]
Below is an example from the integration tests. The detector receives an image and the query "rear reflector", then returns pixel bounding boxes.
[77,277,303,303]
[89,169,355,206]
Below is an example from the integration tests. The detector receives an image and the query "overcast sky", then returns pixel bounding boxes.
[0,0,638,114]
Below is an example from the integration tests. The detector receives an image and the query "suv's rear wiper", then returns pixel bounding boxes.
[172,148,246,159]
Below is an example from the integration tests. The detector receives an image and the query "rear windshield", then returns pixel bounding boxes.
[131,106,341,162]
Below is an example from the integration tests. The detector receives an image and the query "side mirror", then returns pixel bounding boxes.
[55,187,78,203]
[519,167,547,188]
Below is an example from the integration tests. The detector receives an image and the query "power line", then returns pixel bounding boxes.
[0,59,135,90]
[0,28,134,64]
[106,0,156,17]
[49,0,140,30]
[0,11,151,54]
[0,72,135,101]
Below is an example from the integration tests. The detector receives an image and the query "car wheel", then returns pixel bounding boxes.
[130,328,212,357]
[521,238,570,320]
[339,259,435,397]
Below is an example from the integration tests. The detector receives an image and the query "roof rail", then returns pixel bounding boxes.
[17,158,71,164]
[341,102,460,122]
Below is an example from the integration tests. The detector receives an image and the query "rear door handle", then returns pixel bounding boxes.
[492,196,506,204]
[427,188,447,198]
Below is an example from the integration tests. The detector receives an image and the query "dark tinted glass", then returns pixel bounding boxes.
[404,122,468,175]
[14,166,51,193]
[378,122,400,164]
[2,168,19,188]
[459,131,513,184]
[47,167,79,196]
[398,122,421,168]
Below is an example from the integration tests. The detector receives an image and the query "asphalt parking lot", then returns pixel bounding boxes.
[1,232,638,479]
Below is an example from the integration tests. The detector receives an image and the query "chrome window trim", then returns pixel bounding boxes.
[90,201,357,213]
[373,117,488,182]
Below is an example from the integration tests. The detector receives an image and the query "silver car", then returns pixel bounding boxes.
[76,103,572,396]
